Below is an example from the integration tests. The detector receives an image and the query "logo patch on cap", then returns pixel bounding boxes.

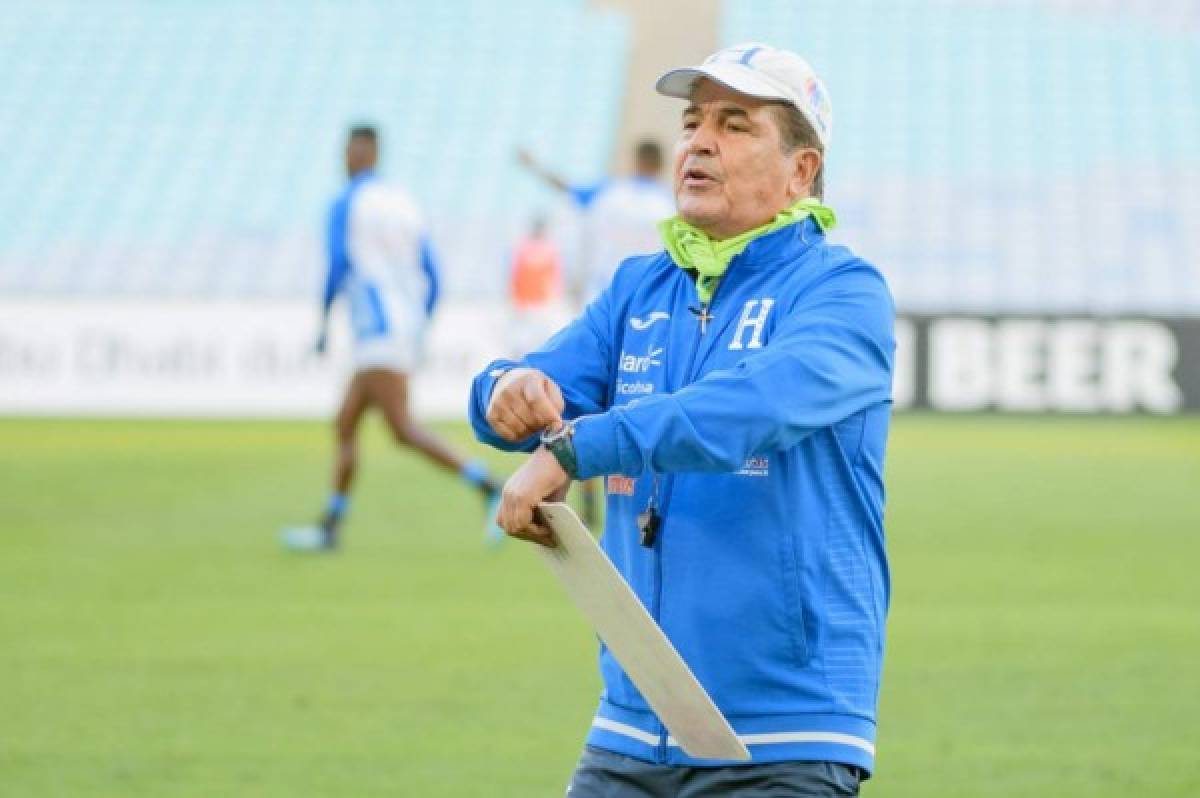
[705,44,765,67]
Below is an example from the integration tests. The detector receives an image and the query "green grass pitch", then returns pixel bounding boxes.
[1,415,1198,796]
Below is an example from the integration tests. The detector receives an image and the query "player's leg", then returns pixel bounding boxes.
[363,368,505,541]
[363,368,488,480]
[321,371,372,542]
[282,373,370,551]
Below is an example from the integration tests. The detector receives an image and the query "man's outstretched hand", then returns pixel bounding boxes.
[486,368,565,443]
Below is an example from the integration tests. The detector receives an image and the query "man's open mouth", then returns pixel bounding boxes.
[682,166,717,187]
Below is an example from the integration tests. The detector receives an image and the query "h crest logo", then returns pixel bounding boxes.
[728,298,775,350]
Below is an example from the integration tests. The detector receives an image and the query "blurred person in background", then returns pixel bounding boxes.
[508,215,565,356]
[518,138,674,304]
[282,125,502,551]
[516,138,674,526]
[474,44,892,796]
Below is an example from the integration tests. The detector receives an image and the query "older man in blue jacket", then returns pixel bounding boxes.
[470,43,895,797]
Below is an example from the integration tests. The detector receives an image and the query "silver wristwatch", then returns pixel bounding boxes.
[540,421,578,478]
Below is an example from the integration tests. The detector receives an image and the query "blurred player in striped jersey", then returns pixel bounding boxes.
[282,125,502,551]
[516,138,674,526]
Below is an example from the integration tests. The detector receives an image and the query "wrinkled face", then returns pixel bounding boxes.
[673,79,807,239]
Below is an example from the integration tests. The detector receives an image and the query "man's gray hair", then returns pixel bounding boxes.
[770,103,825,200]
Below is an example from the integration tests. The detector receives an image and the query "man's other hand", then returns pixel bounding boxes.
[496,447,570,547]
[486,368,565,443]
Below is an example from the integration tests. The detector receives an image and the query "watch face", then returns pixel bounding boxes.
[543,424,570,444]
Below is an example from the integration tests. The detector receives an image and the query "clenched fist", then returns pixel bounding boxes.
[486,368,565,442]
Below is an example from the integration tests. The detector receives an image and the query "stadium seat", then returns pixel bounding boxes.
[721,0,1200,313]
[0,0,628,299]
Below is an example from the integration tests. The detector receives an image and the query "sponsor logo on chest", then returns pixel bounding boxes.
[619,346,663,373]
[629,311,670,331]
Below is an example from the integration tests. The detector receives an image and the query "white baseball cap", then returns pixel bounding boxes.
[656,42,833,148]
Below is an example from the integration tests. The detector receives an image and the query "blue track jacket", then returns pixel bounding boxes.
[469,217,895,774]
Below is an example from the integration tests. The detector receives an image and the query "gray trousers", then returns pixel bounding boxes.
[566,746,864,797]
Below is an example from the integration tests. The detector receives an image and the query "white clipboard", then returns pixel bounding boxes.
[535,502,750,761]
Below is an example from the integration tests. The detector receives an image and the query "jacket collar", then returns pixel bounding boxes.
[731,214,825,272]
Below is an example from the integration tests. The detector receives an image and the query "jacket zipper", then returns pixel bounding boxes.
[650,271,731,763]
[656,269,731,534]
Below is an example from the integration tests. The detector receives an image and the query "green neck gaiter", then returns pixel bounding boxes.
[658,197,837,303]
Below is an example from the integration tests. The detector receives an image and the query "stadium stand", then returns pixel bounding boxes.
[722,0,1200,313]
[0,0,628,298]
[3,1,1196,314]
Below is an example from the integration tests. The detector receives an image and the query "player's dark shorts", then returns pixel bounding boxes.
[566,745,865,797]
